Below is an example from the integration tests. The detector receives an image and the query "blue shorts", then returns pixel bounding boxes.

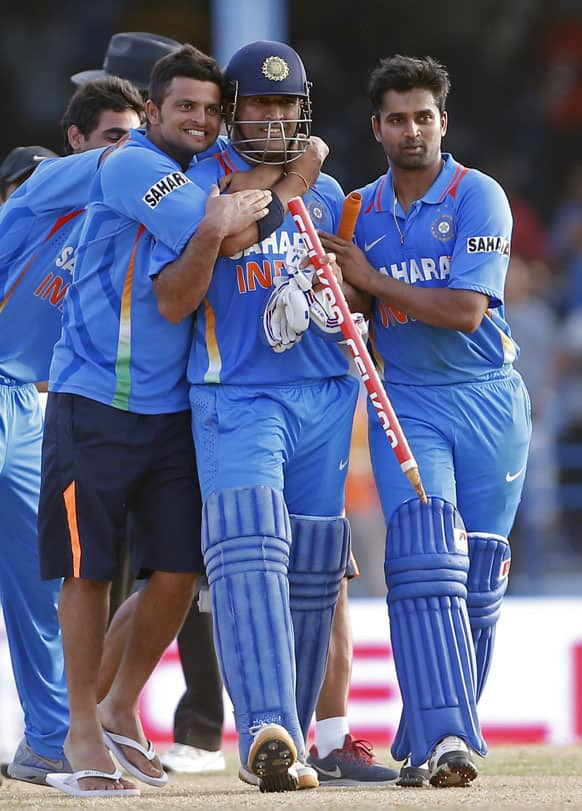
[369,369,532,537]
[39,393,203,580]
[190,376,359,517]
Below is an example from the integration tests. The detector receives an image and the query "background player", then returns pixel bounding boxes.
[0,146,57,202]
[321,54,531,787]
[0,75,143,788]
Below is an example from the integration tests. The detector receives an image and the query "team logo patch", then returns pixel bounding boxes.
[262,55,290,82]
[142,172,191,209]
[307,199,330,228]
[467,235,510,256]
[431,214,455,241]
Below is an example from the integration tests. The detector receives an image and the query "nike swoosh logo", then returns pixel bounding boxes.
[339,459,349,470]
[314,765,342,778]
[505,465,526,483]
[364,235,386,251]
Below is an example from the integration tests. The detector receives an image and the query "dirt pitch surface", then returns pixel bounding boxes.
[1,746,581,810]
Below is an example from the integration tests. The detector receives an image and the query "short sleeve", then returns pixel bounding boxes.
[448,172,513,307]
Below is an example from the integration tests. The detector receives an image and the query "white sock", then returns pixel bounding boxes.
[314,717,350,758]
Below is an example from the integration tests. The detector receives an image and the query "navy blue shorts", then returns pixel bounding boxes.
[39,393,203,580]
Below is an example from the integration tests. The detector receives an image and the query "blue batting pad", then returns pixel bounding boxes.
[288,515,350,737]
[386,497,486,765]
[466,532,510,701]
[203,485,304,763]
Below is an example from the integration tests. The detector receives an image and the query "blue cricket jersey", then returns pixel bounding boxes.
[150,144,350,385]
[354,153,517,385]
[49,129,223,413]
[0,149,103,383]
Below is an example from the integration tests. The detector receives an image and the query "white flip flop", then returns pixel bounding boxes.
[102,728,168,787]
[46,767,140,797]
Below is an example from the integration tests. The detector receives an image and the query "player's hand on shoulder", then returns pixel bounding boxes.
[306,136,329,164]
[204,184,272,238]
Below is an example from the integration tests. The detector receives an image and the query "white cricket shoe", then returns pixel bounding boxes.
[428,736,478,787]
[160,743,225,774]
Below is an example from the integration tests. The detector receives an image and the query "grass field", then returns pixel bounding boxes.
[1,746,581,809]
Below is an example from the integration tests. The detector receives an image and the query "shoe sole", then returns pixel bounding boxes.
[316,777,398,787]
[429,756,478,788]
[4,765,49,786]
[248,729,297,793]
[396,766,429,788]
[240,766,316,790]
[296,771,319,790]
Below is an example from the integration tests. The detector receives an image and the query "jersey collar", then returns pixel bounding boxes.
[124,128,190,168]
[378,152,460,211]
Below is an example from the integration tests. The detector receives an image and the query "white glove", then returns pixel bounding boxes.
[285,245,345,340]
[263,276,310,352]
[263,246,369,352]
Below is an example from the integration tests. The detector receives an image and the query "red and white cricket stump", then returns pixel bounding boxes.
[288,196,426,502]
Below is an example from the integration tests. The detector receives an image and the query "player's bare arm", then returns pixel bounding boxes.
[219,161,281,193]
[154,184,271,323]
[219,137,329,256]
[321,230,489,332]
[220,136,328,193]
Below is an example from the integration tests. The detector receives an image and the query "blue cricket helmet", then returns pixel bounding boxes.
[225,40,310,98]
[224,40,312,165]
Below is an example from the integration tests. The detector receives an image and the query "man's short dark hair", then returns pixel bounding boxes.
[368,55,451,116]
[60,76,144,154]
[148,44,224,108]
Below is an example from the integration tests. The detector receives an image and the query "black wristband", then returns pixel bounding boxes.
[256,192,284,241]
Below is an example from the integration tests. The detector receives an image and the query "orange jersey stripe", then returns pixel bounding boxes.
[44,208,83,241]
[437,165,469,203]
[63,481,82,578]
[216,152,234,176]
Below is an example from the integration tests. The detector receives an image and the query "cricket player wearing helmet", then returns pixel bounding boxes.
[149,40,394,792]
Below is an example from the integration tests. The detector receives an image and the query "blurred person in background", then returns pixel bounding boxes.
[0,146,57,203]
[505,253,562,581]
[555,308,582,560]
[549,162,582,313]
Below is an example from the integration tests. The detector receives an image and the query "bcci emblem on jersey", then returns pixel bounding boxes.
[307,200,331,229]
[431,213,455,241]
[261,56,290,82]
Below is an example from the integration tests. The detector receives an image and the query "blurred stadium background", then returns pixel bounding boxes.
[1,0,582,757]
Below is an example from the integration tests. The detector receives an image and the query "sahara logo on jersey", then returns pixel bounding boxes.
[142,172,191,209]
[55,245,76,275]
[466,235,510,256]
[379,255,451,284]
